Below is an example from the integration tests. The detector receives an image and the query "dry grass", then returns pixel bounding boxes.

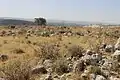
[0,26,119,79]
[34,42,61,60]
[0,59,34,80]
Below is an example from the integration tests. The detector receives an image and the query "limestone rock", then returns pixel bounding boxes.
[45,73,53,80]
[89,74,96,80]
[73,59,85,73]
[115,37,120,50]
[105,45,114,52]
[0,78,6,80]
[95,75,106,80]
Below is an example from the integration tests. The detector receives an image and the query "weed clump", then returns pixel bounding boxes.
[0,60,32,80]
[54,59,69,75]
[36,43,60,60]
[68,45,84,58]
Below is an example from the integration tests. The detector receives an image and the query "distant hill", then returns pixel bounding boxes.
[0,17,118,26]
[0,18,34,25]
[0,18,85,26]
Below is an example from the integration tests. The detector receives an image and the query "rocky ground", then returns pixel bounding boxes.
[0,26,120,80]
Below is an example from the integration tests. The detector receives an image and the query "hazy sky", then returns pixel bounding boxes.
[0,0,120,23]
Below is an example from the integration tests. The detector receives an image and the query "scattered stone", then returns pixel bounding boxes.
[109,76,120,80]
[12,33,16,38]
[67,63,73,72]
[0,78,6,80]
[105,45,114,53]
[101,69,110,77]
[89,73,96,80]
[0,54,8,61]
[9,25,16,29]
[84,65,93,74]
[112,50,120,62]
[101,59,113,70]
[25,36,28,39]
[31,65,47,74]
[115,37,120,50]
[53,74,60,79]
[95,75,106,80]
[66,57,72,61]
[71,57,78,62]
[73,59,85,73]
[91,53,102,65]
[86,49,93,55]
[60,74,66,80]
[81,54,91,65]
[45,73,53,80]
[100,43,107,49]
[26,33,31,36]
[43,59,53,69]
[80,73,88,79]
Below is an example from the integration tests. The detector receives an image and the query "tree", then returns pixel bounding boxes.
[34,17,47,26]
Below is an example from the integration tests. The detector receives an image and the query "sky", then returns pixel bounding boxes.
[0,0,120,23]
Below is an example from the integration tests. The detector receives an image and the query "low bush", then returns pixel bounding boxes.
[54,59,69,75]
[68,45,84,58]
[0,60,33,80]
[36,43,60,60]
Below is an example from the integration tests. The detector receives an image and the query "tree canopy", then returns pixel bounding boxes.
[34,18,47,26]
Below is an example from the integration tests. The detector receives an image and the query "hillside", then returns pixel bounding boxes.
[0,18,34,25]
[0,18,85,26]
